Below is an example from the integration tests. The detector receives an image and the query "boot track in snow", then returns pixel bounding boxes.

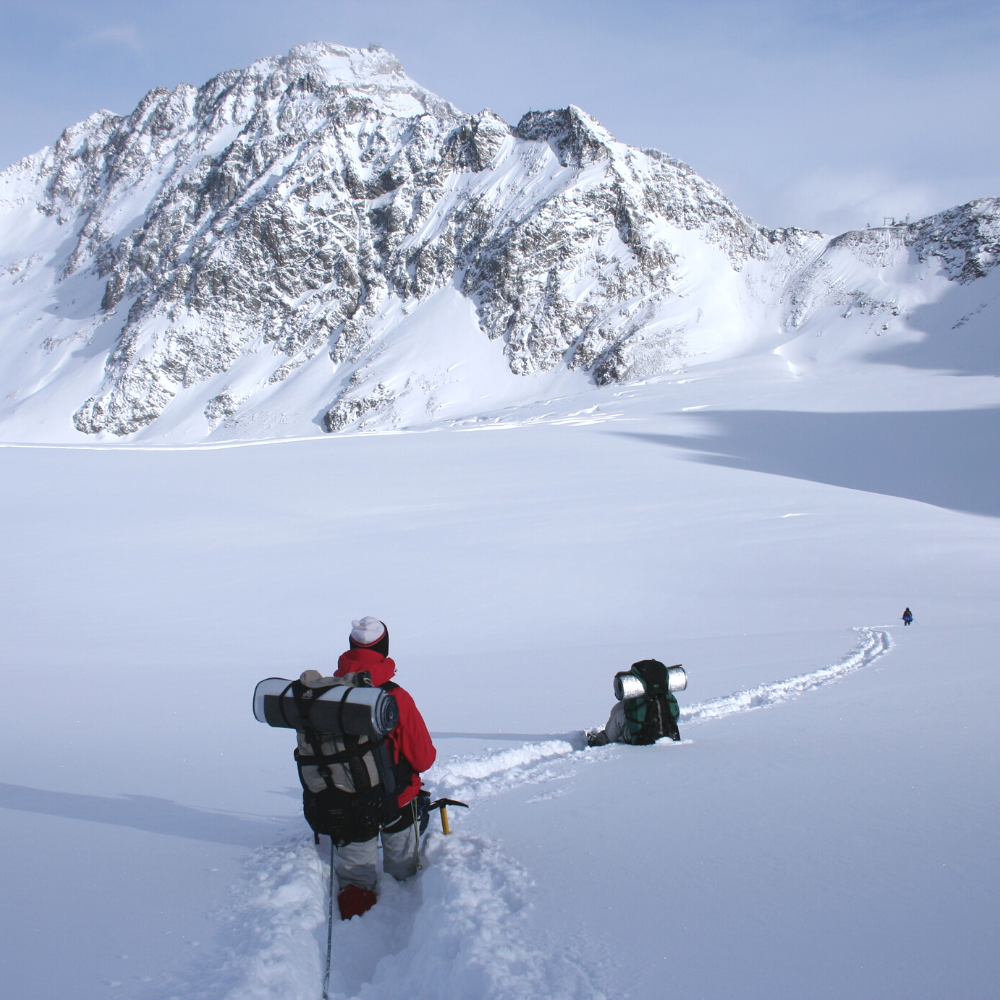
[198,627,892,999]
[679,625,893,725]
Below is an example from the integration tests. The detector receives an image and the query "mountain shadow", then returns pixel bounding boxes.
[879,286,1000,376]
[621,407,1000,518]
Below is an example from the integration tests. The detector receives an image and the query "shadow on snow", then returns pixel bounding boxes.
[0,782,282,846]
[619,406,1000,518]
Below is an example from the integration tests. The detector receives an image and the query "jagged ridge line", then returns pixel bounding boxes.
[679,626,893,725]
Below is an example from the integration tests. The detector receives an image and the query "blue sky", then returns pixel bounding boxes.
[1,0,997,233]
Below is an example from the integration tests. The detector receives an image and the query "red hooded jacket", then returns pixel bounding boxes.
[335,648,436,808]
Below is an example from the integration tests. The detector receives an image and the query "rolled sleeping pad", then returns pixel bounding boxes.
[613,665,687,700]
[667,665,687,692]
[253,678,398,737]
[614,672,646,700]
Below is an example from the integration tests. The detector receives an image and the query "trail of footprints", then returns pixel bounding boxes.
[219,627,894,999]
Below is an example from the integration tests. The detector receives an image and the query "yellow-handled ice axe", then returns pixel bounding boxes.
[426,797,468,834]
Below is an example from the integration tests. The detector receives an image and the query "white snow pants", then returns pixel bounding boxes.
[334,822,419,891]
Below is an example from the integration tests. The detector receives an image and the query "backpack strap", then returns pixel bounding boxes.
[329,686,374,793]
[288,679,339,791]
[296,744,381,768]
[378,681,414,792]
[277,681,296,728]
[345,735,374,793]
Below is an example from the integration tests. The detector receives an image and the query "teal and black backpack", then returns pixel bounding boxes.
[621,659,681,744]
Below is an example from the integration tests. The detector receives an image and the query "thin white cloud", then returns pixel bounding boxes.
[767,169,937,235]
[70,25,143,55]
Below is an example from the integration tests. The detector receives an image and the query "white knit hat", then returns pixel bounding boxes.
[350,616,386,646]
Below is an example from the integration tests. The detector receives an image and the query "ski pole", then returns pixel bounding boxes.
[411,797,422,872]
[322,836,335,1000]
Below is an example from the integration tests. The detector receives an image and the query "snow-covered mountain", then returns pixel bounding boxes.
[0,40,998,443]
[4,42,1000,1000]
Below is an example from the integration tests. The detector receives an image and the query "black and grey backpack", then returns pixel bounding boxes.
[254,669,412,844]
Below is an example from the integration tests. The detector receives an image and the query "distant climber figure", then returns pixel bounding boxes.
[587,659,684,746]
[902,607,914,626]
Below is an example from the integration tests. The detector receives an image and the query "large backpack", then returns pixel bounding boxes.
[292,671,412,845]
[622,659,681,744]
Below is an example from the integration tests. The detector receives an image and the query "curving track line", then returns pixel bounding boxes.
[429,627,895,802]
[680,626,893,725]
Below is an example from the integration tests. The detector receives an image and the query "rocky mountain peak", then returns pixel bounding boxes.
[0,43,997,443]
[235,41,457,117]
[514,105,614,167]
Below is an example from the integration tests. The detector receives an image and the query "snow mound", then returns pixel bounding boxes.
[426,739,581,802]
[207,831,611,1000]
[160,837,327,999]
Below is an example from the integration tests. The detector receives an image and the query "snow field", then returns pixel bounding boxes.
[426,626,898,809]
[680,625,893,724]
[1,382,999,998]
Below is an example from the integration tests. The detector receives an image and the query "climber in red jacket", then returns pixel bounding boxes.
[333,618,436,809]
[303,617,435,920]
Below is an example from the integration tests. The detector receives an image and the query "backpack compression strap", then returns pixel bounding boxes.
[289,679,342,793]
[295,743,386,768]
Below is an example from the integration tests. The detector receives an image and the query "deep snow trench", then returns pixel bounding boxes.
[201,627,893,1000]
